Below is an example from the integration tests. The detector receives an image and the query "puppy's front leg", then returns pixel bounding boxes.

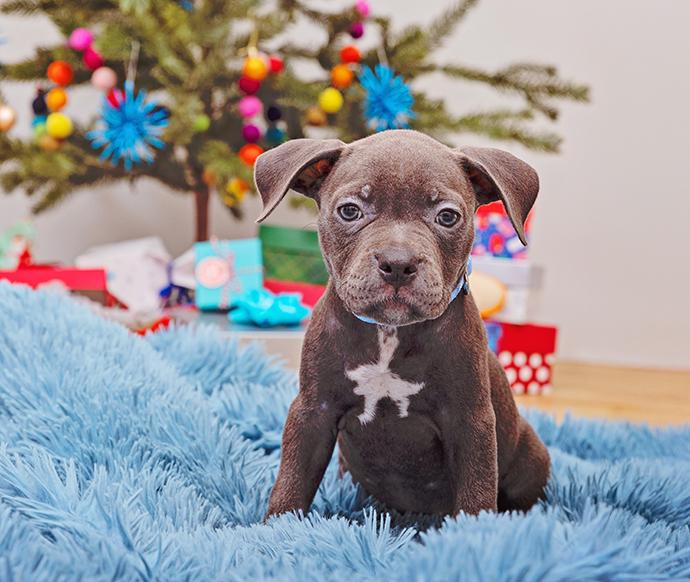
[265,391,338,519]
[443,400,499,516]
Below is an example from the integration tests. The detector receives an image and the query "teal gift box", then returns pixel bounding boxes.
[194,238,263,311]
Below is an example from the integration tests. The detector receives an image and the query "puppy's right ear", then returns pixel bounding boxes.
[254,138,345,222]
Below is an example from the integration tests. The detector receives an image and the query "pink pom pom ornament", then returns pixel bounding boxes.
[91,67,118,92]
[68,28,93,51]
[83,48,104,71]
[241,123,262,143]
[350,22,365,39]
[238,96,263,118]
[354,0,371,17]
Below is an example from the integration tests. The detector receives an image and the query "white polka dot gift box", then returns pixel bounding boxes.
[491,322,558,396]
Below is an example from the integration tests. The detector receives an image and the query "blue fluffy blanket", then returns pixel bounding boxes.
[1,282,689,580]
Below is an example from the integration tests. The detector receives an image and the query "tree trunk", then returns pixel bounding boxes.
[194,188,210,242]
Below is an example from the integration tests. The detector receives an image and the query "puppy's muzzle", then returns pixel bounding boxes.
[374,247,420,291]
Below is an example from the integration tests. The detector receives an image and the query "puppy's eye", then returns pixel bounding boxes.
[337,203,363,222]
[436,209,460,228]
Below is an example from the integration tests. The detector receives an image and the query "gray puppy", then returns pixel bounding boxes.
[255,130,550,518]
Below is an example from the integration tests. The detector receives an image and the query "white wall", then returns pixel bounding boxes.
[2,1,689,369]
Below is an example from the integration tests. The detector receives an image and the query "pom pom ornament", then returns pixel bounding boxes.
[241,123,262,143]
[238,143,263,166]
[32,116,47,135]
[340,45,361,64]
[318,87,344,114]
[242,56,268,82]
[238,76,260,95]
[193,114,211,132]
[83,48,104,71]
[331,64,354,89]
[268,55,284,74]
[265,125,285,145]
[88,81,169,170]
[359,64,415,131]
[266,105,282,122]
[46,88,67,112]
[107,88,125,109]
[306,106,327,126]
[47,61,74,86]
[91,67,117,92]
[68,28,93,51]
[32,91,48,115]
[46,112,73,139]
[0,104,17,132]
[354,0,371,17]
[224,177,250,207]
[38,134,61,152]
[238,95,263,118]
[350,22,365,39]
[202,168,217,186]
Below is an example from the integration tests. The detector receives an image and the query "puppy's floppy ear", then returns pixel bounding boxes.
[254,138,345,222]
[456,147,539,245]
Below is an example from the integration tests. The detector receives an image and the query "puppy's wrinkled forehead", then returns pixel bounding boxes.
[254,129,539,247]
[326,132,466,211]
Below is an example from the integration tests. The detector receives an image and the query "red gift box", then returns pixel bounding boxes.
[264,278,326,308]
[0,264,116,305]
[493,321,557,396]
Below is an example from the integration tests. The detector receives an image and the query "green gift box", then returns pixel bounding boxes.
[259,225,329,285]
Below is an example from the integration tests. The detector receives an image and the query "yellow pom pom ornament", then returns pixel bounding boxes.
[46,112,73,139]
[242,56,268,82]
[318,88,343,114]
[224,177,250,207]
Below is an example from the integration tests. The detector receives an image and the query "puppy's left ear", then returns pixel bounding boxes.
[254,138,345,222]
[456,147,539,245]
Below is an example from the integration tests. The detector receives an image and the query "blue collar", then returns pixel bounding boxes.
[353,257,472,325]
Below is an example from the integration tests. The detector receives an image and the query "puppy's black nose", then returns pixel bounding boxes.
[375,248,419,289]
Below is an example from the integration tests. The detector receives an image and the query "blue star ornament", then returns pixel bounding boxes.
[88,81,168,170]
[359,64,415,132]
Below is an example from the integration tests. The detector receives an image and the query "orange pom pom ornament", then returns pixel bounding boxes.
[239,143,264,166]
[47,61,74,86]
[46,88,68,112]
[331,64,354,89]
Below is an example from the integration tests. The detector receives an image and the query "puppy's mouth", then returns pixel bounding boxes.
[348,286,445,326]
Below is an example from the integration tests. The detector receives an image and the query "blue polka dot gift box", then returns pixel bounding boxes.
[194,238,263,311]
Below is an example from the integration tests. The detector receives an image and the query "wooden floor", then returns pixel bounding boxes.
[515,361,690,426]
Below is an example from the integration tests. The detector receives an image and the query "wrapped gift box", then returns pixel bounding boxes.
[76,237,171,312]
[0,265,114,305]
[471,256,543,323]
[194,238,263,310]
[259,224,329,285]
[473,201,532,260]
[489,321,558,396]
[264,279,326,308]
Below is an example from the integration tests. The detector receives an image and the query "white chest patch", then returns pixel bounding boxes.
[346,327,425,424]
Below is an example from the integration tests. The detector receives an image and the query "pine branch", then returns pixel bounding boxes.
[427,0,478,50]
[437,62,589,120]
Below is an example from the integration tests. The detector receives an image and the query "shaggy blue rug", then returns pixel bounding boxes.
[0,282,689,581]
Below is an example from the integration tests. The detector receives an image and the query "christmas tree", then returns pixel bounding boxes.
[0,0,588,242]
